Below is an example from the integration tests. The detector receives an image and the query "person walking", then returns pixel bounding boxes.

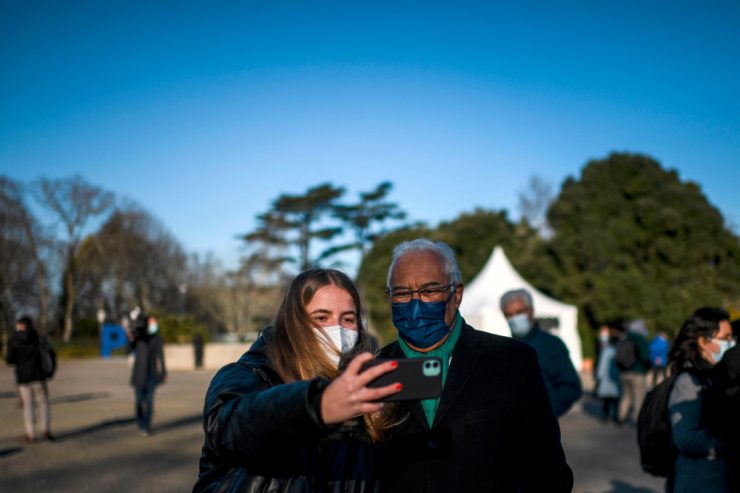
[613,319,651,424]
[129,315,166,436]
[666,307,734,493]
[5,316,54,443]
[595,324,621,423]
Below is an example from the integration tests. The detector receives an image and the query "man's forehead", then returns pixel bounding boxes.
[391,250,447,283]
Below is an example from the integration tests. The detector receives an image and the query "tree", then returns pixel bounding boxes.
[35,176,114,342]
[186,253,284,339]
[75,205,188,323]
[243,183,345,271]
[547,152,740,337]
[518,175,554,238]
[0,177,49,337]
[331,181,407,257]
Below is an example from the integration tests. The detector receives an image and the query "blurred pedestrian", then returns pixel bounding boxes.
[613,319,651,424]
[192,332,204,369]
[595,323,621,423]
[648,331,670,387]
[129,315,166,436]
[666,307,734,493]
[500,288,582,417]
[194,268,400,492]
[5,316,54,443]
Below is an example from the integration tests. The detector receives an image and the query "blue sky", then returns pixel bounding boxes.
[2,1,739,271]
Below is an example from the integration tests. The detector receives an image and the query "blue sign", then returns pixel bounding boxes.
[101,323,128,358]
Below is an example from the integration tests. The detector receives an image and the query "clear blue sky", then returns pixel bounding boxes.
[2,1,739,271]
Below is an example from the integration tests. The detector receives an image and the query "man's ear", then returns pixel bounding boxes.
[454,284,464,308]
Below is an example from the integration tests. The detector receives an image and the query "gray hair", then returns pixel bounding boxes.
[500,289,533,312]
[386,238,462,288]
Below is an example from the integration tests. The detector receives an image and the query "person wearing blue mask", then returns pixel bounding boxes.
[666,307,735,493]
[375,238,573,493]
[500,289,582,418]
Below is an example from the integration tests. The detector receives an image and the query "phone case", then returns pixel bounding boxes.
[361,357,443,401]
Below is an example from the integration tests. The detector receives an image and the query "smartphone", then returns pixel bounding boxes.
[360,357,443,401]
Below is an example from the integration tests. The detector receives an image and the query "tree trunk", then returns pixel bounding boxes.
[62,266,75,342]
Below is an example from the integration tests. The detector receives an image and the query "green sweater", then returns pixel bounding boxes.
[398,312,463,427]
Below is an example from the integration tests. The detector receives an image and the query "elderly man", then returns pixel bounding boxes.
[377,239,573,493]
[500,289,582,417]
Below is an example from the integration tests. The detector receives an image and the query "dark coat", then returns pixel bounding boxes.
[376,322,573,493]
[130,333,166,387]
[519,325,582,417]
[5,328,46,384]
[194,332,380,493]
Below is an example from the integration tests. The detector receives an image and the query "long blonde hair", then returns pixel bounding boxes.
[267,268,373,382]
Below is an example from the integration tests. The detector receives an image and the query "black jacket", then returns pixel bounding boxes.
[194,332,380,493]
[376,322,574,493]
[5,328,46,384]
[518,325,582,417]
[130,333,166,387]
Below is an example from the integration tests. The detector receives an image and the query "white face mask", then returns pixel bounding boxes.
[148,323,159,335]
[507,313,532,338]
[710,338,736,364]
[314,325,359,366]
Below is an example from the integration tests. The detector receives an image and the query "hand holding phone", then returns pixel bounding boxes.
[320,352,401,424]
[360,357,443,401]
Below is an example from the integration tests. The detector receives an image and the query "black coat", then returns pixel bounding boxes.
[5,328,46,384]
[130,333,166,387]
[194,333,380,493]
[376,322,574,493]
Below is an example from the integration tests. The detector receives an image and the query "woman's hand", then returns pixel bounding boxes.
[320,352,400,425]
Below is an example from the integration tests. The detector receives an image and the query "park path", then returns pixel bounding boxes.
[0,358,664,493]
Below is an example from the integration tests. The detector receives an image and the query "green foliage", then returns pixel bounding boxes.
[332,181,407,257]
[153,312,208,344]
[243,183,345,271]
[547,152,740,336]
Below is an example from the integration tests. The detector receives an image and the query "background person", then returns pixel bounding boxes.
[648,331,670,387]
[666,307,734,493]
[594,323,621,424]
[129,314,166,436]
[500,288,582,417]
[5,315,54,443]
[194,268,400,492]
[376,239,573,493]
[613,319,651,424]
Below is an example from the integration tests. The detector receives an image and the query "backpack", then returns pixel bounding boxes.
[615,338,638,371]
[38,336,57,380]
[637,373,679,477]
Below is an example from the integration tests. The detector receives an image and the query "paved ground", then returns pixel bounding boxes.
[0,358,665,493]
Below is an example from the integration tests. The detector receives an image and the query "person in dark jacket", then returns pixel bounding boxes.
[129,315,166,436]
[707,340,740,491]
[375,239,573,493]
[5,316,54,443]
[500,288,582,417]
[666,307,734,493]
[194,269,401,493]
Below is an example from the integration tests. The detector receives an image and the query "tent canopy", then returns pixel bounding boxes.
[459,246,583,371]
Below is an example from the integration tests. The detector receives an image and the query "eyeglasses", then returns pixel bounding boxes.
[386,283,455,303]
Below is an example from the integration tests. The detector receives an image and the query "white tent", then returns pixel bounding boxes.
[459,246,583,371]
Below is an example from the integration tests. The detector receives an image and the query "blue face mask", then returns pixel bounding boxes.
[391,294,453,348]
